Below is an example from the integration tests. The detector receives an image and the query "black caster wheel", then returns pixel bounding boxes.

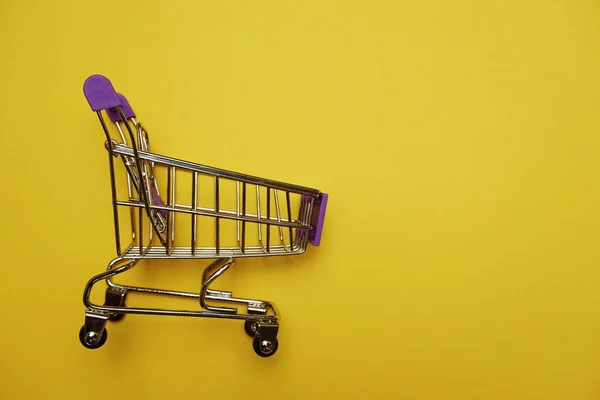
[252,336,278,358]
[104,289,127,322]
[79,326,108,349]
[108,302,126,322]
[244,320,258,337]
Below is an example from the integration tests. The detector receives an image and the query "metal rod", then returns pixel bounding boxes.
[191,172,198,255]
[266,187,271,253]
[236,181,240,245]
[241,182,246,254]
[274,189,285,245]
[138,206,143,254]
[166,166,172,252]
[115,121,137,240]
[200,258,235,313]
[139,127,154,235]
[169,166,176,255]
[215,177,220,255]
[97,111,122,256]
[256,185,262,246]
[115,121,127,144]
[286,191,293,251]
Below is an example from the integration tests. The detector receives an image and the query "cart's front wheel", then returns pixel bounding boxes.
[252,336,278,357]
[244,320,258,337]
[79,326,108,349]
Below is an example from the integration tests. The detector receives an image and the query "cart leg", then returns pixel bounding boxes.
[200,258,237,313]
[104,287,127,322]
[79,311,109,349]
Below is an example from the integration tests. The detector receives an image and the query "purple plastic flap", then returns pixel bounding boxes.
[151,187,168,218]
[83,75,120,111]
[117,94,136,118]
[106,93,136,122]
[309,193,328,246]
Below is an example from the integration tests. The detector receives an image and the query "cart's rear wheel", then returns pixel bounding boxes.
[108,302,126,322]
[79,326,108,349]
[104,289,127,322]
[244,320,258,337]
[252,336,278,357]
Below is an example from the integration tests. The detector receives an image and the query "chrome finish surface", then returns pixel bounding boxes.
[111,143,320,196]
[81,101,325,356]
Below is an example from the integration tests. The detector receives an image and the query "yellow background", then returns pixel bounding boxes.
[1,1,600,398]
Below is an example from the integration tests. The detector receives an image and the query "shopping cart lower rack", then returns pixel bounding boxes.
[79,75,328,357]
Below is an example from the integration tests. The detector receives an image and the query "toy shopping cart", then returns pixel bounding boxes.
[79,75,328,357]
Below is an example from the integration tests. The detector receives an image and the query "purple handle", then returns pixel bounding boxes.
[83,75,120,111]
[308,193,328,246]
[106,93,136,122]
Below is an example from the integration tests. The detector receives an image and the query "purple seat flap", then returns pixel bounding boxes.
[83,75,120,111]
[106,93,136,122]
[309,193,328,246]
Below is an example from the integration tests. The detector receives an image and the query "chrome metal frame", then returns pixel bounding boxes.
[80,101,325,357]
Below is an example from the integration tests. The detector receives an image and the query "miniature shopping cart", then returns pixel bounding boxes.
[79,75,328,357]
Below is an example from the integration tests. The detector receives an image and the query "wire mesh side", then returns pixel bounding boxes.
[95,107,319,259]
